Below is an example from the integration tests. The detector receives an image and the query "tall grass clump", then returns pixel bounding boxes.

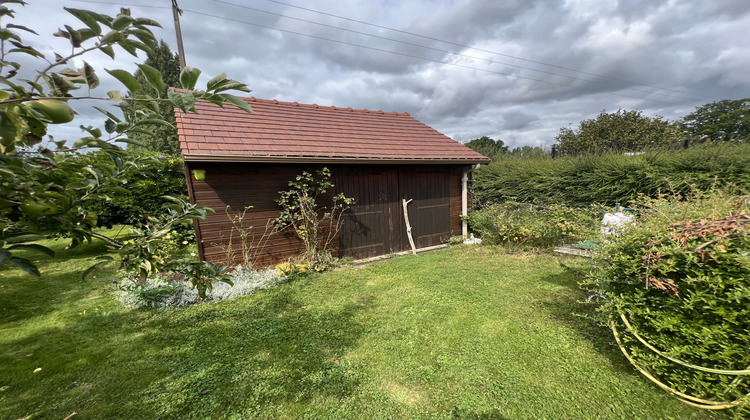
[582,188,750,413]
[474,142,750,207]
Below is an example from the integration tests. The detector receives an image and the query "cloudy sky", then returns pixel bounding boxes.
[11,0,750,148]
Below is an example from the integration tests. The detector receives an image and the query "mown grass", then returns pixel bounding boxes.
[0,239,728,419]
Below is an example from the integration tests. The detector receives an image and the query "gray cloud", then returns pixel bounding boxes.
[12,0,750,148]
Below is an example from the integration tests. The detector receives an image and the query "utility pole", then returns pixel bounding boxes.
[172,0,187,69]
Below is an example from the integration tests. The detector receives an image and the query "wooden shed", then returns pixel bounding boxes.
[175,97,490,266]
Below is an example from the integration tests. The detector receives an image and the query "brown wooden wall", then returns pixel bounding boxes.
[185,162,473,266]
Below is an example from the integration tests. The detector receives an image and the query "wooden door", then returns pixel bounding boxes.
[336,165,452,259]
[336,166,400,259]
[398,167,451,249]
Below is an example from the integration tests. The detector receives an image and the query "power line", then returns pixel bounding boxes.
[66,0,703,106]
[214,0,696,102]
[183,8,682,105]
[68,0,170,10]
[264,0,705,102]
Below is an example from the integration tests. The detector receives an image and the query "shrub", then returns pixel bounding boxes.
[36,150,188,229]
[466,202,601,248]
[474,143,750,207]
[583,190,750,411]
[274,167,353,270]
[116,267,285,308]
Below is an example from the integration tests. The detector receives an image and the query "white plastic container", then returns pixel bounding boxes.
[601,212,635,236]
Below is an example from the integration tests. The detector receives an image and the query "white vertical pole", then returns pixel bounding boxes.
[461,171,469,237]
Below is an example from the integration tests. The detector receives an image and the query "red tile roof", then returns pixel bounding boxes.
[175,97,490,164]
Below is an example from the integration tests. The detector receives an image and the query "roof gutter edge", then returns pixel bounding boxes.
[182,154,491,165]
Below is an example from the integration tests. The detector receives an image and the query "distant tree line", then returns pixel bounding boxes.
[464,136,550,161]
[465,98,750,158]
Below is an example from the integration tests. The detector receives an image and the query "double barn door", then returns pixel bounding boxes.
[335,166,451,259]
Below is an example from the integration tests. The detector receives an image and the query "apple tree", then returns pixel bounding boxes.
[0,1,252,284]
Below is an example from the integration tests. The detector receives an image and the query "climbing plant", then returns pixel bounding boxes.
[274,167,353,270]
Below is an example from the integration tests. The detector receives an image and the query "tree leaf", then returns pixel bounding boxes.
[50,73,77,95]
[179,66,201,90]
[105,69,142,93]
[112,14,134,31]
[19,78,44,94]
[107,90,123,103]
[167,90,195,112]
[127,28,157,51]
[115,137,146,147]
[7,45,44,58]
[206,73,227,92]
[77,28,97,43]
[82,61,99,89]
[1,233,45,243]
[137,64,166,97]
[9,256,40,277]
[219,94,253,114]
[99,44,115,59]
[0,197,19,209]
[8,244,55,257]
[93,106,122,122]
[64,8,102,35]
[63,25,83,48]
[87,10,114,29]
[209,79,252,94]
[0,107,20,143]
[6,23,38,35]
[80,125,102,138]
[99,30,123,45]
[118,39,141,57]
[104,119,117,134]
[134,17,162,28]
[134,118,173,128]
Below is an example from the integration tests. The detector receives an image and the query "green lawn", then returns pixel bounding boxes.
[0,239,728,419]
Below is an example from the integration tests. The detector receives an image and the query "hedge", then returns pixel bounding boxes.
[582,191,750,412]
[474,143,750,207]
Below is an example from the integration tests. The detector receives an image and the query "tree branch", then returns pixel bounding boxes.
[0,96,169,105]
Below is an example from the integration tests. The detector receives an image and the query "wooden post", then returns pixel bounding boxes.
[172,0,187,70]
[402,198,417,255]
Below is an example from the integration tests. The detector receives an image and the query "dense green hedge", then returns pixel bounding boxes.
[474,143,750,207]
[582,191,750,411]
[37,151,187,228]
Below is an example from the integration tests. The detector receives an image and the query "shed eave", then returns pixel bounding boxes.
[182,153,491,165]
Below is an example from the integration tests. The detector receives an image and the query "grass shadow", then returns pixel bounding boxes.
[0,242,118,324]
[1,283,374,419]
[535,260,641,377]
